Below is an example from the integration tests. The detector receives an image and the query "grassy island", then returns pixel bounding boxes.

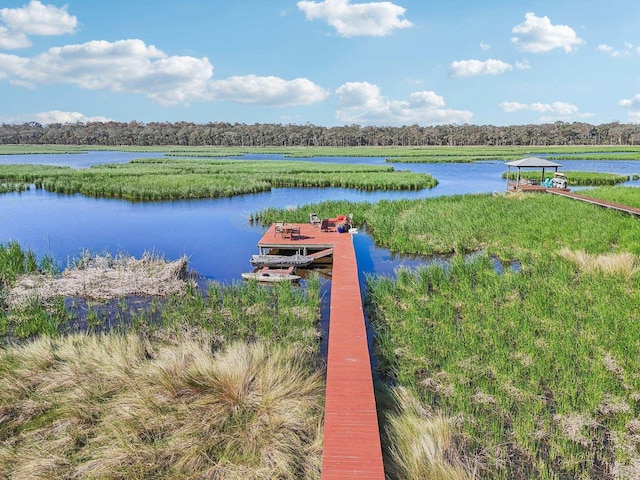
[0,158,436,200]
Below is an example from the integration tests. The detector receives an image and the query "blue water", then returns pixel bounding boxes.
[1,151,640,282]
[0,150,159,168]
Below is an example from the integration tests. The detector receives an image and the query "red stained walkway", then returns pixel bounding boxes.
[257,223,385,479]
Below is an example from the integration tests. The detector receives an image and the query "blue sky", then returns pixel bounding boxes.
[1,0,640,127]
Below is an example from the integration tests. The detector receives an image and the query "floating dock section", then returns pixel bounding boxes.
[257,223,385,479]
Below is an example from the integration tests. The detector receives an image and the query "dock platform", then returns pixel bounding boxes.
[257,223,385,480]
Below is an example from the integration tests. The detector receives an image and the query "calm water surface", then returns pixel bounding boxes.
[2,151,640,281]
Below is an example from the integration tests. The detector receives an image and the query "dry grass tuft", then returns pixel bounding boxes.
[559,248,638,278]
[7,253,193,307]
[553,412,598,447]
[0,332,324,479]
[382,386,471,480]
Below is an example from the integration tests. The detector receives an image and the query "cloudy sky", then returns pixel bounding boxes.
[1,0,640,127]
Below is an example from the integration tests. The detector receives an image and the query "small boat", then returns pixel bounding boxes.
[250,253,313,268]
[241,266,301,283]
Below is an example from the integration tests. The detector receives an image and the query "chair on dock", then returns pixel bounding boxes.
[274,220,285,237]
[309,212,321,226]
[320,219,330,232]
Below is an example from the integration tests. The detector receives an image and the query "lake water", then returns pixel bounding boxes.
[2,151,640,282]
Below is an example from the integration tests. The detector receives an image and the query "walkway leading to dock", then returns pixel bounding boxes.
[546,188,640,217]
[257,223,385,480]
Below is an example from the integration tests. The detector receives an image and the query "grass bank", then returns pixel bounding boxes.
[5,144,640,162]
[0,158,436,200]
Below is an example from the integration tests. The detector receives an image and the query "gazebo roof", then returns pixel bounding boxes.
[505,157,562,168]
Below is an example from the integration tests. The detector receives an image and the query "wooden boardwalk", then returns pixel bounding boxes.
[546,188,640,216]
[257,223,385,480]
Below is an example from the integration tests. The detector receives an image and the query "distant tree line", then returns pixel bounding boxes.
[3,120,640,147]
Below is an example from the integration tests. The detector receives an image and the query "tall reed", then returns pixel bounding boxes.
[378,386,471,480]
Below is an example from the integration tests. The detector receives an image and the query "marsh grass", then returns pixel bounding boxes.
[155,276,321,350]
[1,246,321,349]
[0,242,56,289]
[0,183,28,194]
[503,170,630,186]
[378,386,471,480]
[0,145,90,155]
[0,333,324,479]
[0,242,324,478]
[0,158,436,200]
[367,254,640,479]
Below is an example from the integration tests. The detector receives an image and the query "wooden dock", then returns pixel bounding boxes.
[257,223,385,480]
[546,188,640,216]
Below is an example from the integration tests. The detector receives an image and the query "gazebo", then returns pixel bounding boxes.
[505,157,562,192]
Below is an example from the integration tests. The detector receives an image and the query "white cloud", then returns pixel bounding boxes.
[480,41,490,51]
[0,0,77,36]
[0,25,31,49]
[619,94,640,109]
[0,39,212,105]
[209,75,329,106]
[0,39,329,108]
[511,12,583,53]
[10,110,112,125]
[335,81,472,125]
[500,99,591,120]
[499,101,528,113]
[596,43,630,58]
[515,59,530,70]
[297,0,412,37]
[449,59,512,77]
[619,94,640,121]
